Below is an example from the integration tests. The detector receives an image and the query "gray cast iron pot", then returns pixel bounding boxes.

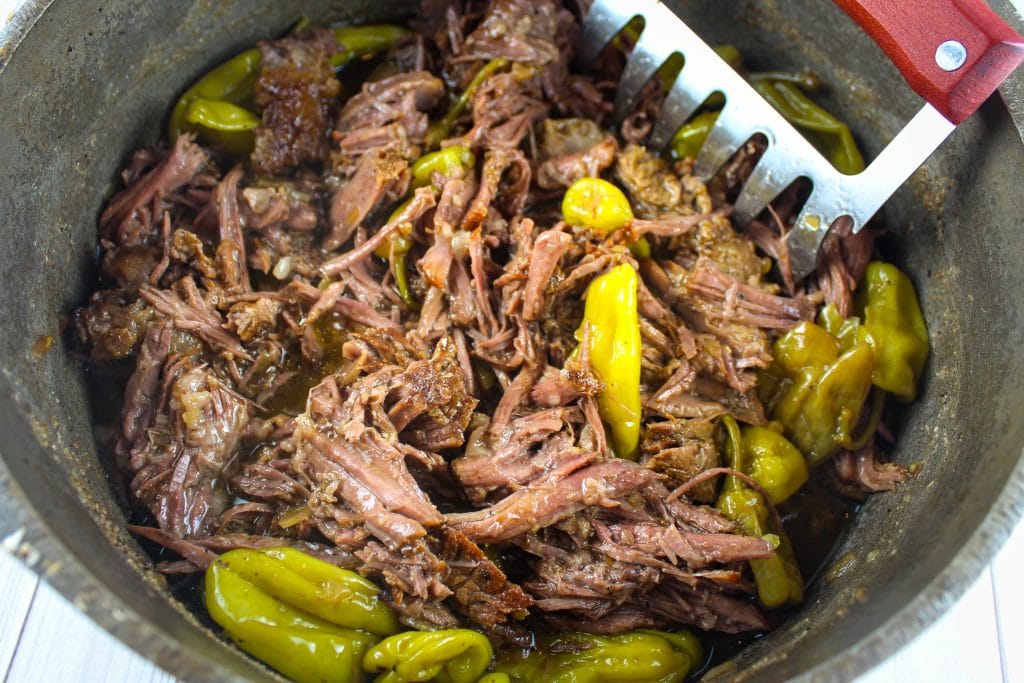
[1,0,1023,680]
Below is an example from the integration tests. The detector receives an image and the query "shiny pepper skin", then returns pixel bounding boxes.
[742,423,809,506]
[363,630,492,683]
[205,547,400,683]
[577,263,643,459]
[494,630,701,682]
[562,177,634,234]
[858,261,929,401]
[717,416,804,609]
[170,24,409,153]
[771,321,875,468]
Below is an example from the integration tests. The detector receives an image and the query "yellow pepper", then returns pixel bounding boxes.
[716,416,804,609]
[742,423,809,506]
[858,261,929,401]
[494,630,700,683]
[206,548,392,683]
[411,146,476,187]
[770,321,875,467]
[562,178,650,258]
[576,263,643,459]
[363,630,493,683]
[562,177,634,234]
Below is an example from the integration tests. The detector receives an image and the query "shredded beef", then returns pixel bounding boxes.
[74,0,909,647]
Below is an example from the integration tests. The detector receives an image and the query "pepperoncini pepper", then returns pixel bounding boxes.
[363,630,493,683]
[376,147,475,307]
[770,320,875,467]
[331,24,412,68]
[858,261,929,401]
[426,57,510,148]
[742,423,809,506]
[562,178,650,258]
[749,78,865,174]
[716,416,804,609]
[494,630,700,683]
[169,47,262,142]
[669,110,720,162]
[411,146,476,188]
[206,547,398,683]
[170,24,409,151]
[576,263,642,459]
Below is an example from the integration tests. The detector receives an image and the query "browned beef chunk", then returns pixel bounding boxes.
[432,527,533,628]
[461,0,564,65]
[325,149,411,250]
[387,337,478,451]
[335,71,444,160]
[641,419,721,503]
[252,29,341,175]
[128,358,252,537]
[614,144,686,218]
[73,289,156,360]
[537,135,617,190]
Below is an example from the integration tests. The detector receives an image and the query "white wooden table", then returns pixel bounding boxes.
[1,517,1022,682]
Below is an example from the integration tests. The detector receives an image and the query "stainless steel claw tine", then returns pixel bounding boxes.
[731,147,798,226]
[613,41,662,122]
[648,67,715,151]
[693,104,760,181]
[576,1,637,67]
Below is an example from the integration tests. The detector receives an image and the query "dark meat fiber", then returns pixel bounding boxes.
[74,0,902,655]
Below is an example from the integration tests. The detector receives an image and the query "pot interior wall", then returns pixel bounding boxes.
[0,1,1021,681]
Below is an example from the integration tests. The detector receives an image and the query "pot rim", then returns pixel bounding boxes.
[1,1,1023,681]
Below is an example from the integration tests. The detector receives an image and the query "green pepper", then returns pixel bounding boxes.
[371,197,418,308]
[770,321,875,467]
[426,58,510,148]
[669,110,719,161]
[817,302,861,352]
[206,549,385,683]
[494,630,700,682]
[170,24,409,148]
[716,416,804,609]
[742,423,808,506]
[331,24,412,68]
[363,630,493,683]
[576,263,643,459]
[476,675,511,683]
[183,99,261,156]
[750,79,865,174]
[858,261,929,401]
[220,547,400,635]
[169,48,262,142]
[411,146,476,187]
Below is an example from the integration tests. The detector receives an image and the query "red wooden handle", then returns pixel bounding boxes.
[834,0,1024,123]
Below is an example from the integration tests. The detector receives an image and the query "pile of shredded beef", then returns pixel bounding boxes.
[73,0,906,644]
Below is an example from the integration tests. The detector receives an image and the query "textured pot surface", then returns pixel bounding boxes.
[0,1,1021,681]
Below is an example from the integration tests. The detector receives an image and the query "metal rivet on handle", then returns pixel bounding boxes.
[935,40,967,71]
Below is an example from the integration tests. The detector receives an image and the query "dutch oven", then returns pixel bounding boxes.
[1,0,1022,680]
